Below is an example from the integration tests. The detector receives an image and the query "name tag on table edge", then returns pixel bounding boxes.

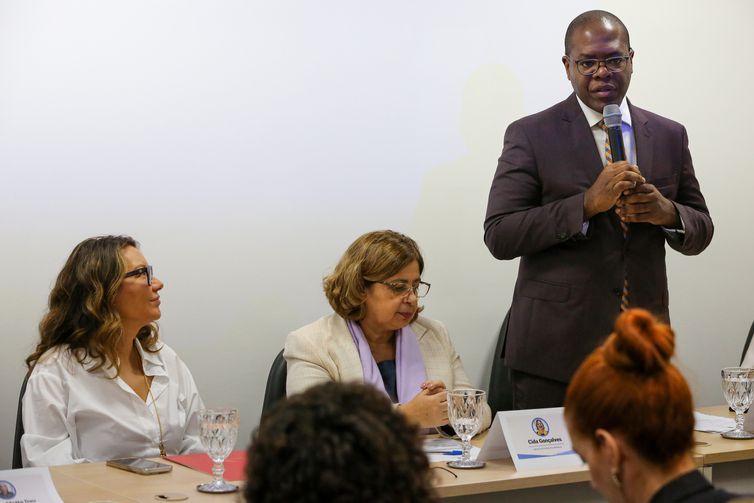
[477,407,584,472]
[0,466,64,503]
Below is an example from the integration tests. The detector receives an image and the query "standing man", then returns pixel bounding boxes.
[484,10,713,409]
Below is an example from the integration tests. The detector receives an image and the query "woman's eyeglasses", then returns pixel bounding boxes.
[124,265,153,286]
[375,280,431,298]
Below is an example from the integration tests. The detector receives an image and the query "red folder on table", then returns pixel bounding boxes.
[164,450,247,482]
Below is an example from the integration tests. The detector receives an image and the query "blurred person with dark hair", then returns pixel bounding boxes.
[245,382,438,503]
[285,230,490,430]
[565,309,739,502]
[22,236,203,466]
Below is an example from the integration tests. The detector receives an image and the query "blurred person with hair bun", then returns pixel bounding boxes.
[564,308,740,503]
[285,230,490,431]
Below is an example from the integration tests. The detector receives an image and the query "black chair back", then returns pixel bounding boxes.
[487,309,513,416]
[740,320,754,366]
[12,372,31,469]
[261,349,287,418]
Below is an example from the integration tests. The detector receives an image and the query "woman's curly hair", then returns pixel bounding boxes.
[245,382,438,503]
[25,235,159,375]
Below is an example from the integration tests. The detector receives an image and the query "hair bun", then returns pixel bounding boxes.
[603,309,675,374]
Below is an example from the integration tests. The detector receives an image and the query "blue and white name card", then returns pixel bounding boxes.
[477,407,584,471]
[0,467,64,503]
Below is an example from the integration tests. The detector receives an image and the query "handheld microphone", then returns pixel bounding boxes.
[603,104,626,162]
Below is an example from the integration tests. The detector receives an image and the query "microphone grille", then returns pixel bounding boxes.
[603,104,622,128]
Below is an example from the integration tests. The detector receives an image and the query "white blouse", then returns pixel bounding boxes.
[21,340,204,467]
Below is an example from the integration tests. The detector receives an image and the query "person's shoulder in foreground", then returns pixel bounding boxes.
[650,469,739,503]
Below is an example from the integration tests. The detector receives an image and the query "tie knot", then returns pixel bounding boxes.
[598,120,608,132]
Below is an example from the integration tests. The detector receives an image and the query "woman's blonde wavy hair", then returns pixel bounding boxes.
[324,230,425,321]
[25,235,160,375]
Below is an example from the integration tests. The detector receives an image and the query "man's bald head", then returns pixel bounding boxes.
[564,10,630,56]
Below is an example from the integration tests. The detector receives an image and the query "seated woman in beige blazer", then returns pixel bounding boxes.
[285,230,491,430]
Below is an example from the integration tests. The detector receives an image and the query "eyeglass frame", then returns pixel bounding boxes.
[124,265,153,286]
[566,54,632,76]
[373,280,431,298]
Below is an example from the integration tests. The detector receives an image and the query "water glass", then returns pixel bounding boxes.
[446,389,486,469]
[197,408,240,493]
[721,367,754,440]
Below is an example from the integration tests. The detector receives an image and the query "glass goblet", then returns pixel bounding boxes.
[721,367,754,440]
[197,408,240,493]
[446,388,486,469]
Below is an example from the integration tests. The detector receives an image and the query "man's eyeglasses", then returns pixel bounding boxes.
[124,265,153,286]
[376,280,431,298]
[568,56,630,76]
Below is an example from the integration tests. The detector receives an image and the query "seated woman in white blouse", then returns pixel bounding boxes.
[285,230,491,431]
[22,236,204,466]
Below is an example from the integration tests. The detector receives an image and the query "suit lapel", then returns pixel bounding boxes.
[561,94,627,234]
[411,319,428,341]
[561,93,604,181]
[629,101,654,179]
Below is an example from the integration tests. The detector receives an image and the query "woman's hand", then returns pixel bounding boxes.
[420,380,446,395]
[400,383,449,428]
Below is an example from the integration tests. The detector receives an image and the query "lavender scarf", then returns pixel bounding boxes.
[346,319,427,404]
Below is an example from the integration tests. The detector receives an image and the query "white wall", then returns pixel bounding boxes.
[1,0,752,469]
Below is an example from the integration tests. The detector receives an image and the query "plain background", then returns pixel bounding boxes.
[1,0,752,469]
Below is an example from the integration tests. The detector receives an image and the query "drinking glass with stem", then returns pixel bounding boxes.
[721,367,754,440]
[197,408,240,493]
[446,388,486,469]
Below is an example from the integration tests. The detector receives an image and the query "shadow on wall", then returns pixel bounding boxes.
[410,64,524,388]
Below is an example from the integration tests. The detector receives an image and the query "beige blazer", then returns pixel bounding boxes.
[284,314,491,430]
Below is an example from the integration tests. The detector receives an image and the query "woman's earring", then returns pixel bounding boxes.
[611,469,622,489]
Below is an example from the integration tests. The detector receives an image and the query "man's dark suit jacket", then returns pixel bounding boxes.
[484,93,713,383]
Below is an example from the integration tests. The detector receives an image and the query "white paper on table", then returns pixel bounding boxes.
[694,412,736,433]
[423,438,462,453]
[0,466,64,503]
[427,446,481,464]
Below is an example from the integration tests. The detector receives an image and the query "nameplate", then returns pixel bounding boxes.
[477,407,583,471]
[0,467,64,503]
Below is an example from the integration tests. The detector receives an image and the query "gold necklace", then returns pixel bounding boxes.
[143,374,167,456]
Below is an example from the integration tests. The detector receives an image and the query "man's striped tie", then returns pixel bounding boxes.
[600,120,630,312]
